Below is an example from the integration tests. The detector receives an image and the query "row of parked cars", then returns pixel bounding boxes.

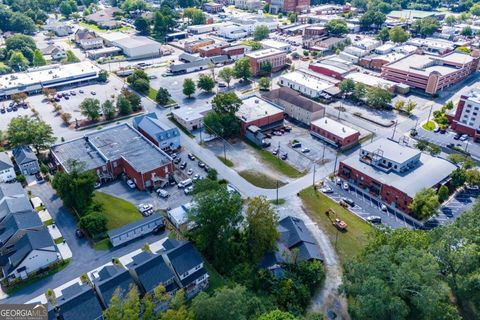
[1,101,29,113]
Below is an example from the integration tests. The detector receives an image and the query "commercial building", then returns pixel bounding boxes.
[198,42,230,57]
[278,68,340,99]
[171,105,212,131]
[448,89,480,138]
[108,214,165,247]
[133,113,180,151]
[203,2,223,12]
[246,48,287,75]
[0,152,16,183]
[387,9,445,22]
[263,87,325,126]
[167,202,195,231]
[99,33,163,59]
[381,52,479,95]
[345,72,401,93]
[236,96,284,134]
[51,123,174,190]
[184,38,215,54]
[338,138,457,214]
[359,52,406,71]
[269,0,310,14]
[311,117,360,149]
[221,45,249,60]
[407,38,455,56]
[304,36,347,52]
[303,25,327,37]
[308,56,357,79]
[0,62,101,99]
[234,0,263,11]
[260,39,291,52]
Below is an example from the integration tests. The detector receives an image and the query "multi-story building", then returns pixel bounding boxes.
[338,138,457,215]
[278,68,340,99]
[246,48,287,75]
[0,152,15,183]
[184,38,215,54]
[234,0,263,10]
[221,45,249,60]
[311,117,360,149]
[202,2,223,13]
[381,52,479,95]
[50,123,174,190]
[198,42,230,57]
[269,0,310,13]
[133,113,180,151]
[236,96,284,134]
[448,89,480,139]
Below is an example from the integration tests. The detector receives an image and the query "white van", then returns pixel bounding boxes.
[157,189,170,198]
[178,179,193,188]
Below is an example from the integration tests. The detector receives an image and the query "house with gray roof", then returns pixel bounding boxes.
[13,145,39,175]
[0,152,15,183]
[0,227,58,280]
[92,264,137,308]
[0,211,43,252]
[133,113,180,151]
[53,282,104,320]
[0,183,34,220]
[162,241,209,298]
[127,251,178,296]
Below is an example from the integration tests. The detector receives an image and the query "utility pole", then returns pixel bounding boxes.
[391,120,398,140]
[332,152,339,176]
[426,103,434,123]
[276,180,279,205]
[321,143,326,161]
[312,163,316,188]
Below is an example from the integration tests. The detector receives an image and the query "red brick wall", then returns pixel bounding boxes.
[308,64,343,79]
[222,47,244,57]
[137,127,159,147]
[241,112,284,134]
[310,124,359,147]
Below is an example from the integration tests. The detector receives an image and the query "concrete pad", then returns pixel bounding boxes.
[47,225,62,240]
[37,209,52,223]
[31,197,43,208]
[57,242,72,260]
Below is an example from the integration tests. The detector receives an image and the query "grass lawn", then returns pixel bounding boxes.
[204,260,228,292]
[239,170,286,189]
[94,192,143,230]
[93,238,112,250]
[245,141,304,178]
[269,198,286,205]
[299,187,374,264]
[422,121,436,131]
[79,21,131,33]
[54,237,64,244]
[217,156,234,167]
[148,87,176,106]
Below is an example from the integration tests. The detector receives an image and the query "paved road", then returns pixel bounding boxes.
[415,127,480,159]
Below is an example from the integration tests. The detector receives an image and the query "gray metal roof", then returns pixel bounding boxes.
[57,283,104,320]
[0,152,13,171]
[52,123,172,173]
[170,59,210,72]
[166,241,203,276]
[133,113,179,143]
[108,213,163,238]
[180,267,207,287]
[127,252,176,293]
[0,211,42,246]
[277,216,323,262]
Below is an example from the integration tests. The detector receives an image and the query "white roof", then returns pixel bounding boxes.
[345,72,397,89]
[172,105,212,122]
[280,69,337,92]
[246,48,284,59]
[311,117,358,139]
[236,96,283,122]
[260,39,290,50]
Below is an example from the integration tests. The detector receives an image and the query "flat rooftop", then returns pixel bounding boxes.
[384,53,475,76]
[342,141,457,198]
[172,105,212,122]
[51,123,171,173]
[311,117,358,138]
[236,96,283,123]
[246,48,285,59]
[114,36,162,49]
[260,39,290,49]
[345,72,397,89]
[280,69,337,92]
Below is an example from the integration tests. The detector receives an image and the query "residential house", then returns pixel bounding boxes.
[127,251,179,296]
[163,241,209,298]
[0,152,15,183]
[53,283,104,320]
[41,45,66,61]
[13,146,39,175]
[85,7,122,29]
[74,29,103,50]
[0,183,34,220]
[92,264,137,308]
[133,113,181,151]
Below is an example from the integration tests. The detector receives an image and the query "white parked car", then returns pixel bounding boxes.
[301,147,310,153]
[138,203,154,216]
[126,179,136,189]
[187,169,194,175]
[184,186,194,195]
[342,182,349,191]
[157,189,169,198]
[321,186,333,194]
[380,204,388,211]
[193,174,200,181]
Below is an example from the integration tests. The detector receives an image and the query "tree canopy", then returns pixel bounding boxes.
[7,116,55,152]
[325,19,348,36]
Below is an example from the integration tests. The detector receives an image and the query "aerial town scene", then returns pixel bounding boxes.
[0,0,479,319]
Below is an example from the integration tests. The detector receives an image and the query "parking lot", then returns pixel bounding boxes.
[415,127,480,159]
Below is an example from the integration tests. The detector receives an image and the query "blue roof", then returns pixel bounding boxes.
[133,113,179,143]
[12,145,37,165]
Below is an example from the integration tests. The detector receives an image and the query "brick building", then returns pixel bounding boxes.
[448,89,480,139]
[184,39,215,54]
[246,48,287,76]
[236,96,284,134]
[303,25,327,37]
[221,45,249,60]
[198,42,230,57]
[269,0,310,13]
[51,123,173,190]
[308,57,356,80]
[202,2,223,12]
[381,52,479,95]
[338,138,457,215]
[311,117,359,149]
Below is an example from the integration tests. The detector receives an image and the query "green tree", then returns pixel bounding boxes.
[197,74,215,93]
[190,187,243,271]
[244,197,279,262]
[8,51,29,71]
[445,15,457,26]
[253,25,270,41]
[204,92,242,138]
[259,61,272,76]
[466,169,480,186]
[339,79,355,93]
[471,3,480,16]
[134,16,150,35]
[127,69,150,94]
[79,212,107,236]
[258,310,296,320]
[32,49,46,66]
[211,92,242,114]
[366,87,392,109]
[79,98,101,121]
[450,168,467,190]
[218,67,234,88]
[98,70,109,82]
[63,50,79,63]
[461,26,473,37]
[156,88,171,105]
[326,19,348,35]
[438,185,449,203]
[101,99,116,120]
[352,82,367,101]
[59,0,77,17]
[183,78,196,98]
[120,88,142,112]
[5,34,36,62]
[52,160,96,215]
[448,154,475,169]
[412,17,440,36]
[288,12,297,23]
[104,285,140,320]
[405,100,416,115]
[191,10,206,25]
[234,57,252,82]
[8,12,35,34]
[389,26,409,43]
[7,116,55,152]
[360,10,386,29]
[258,77,271,91]
[409,188,440,219]
[377,27,390,41]
[117,95,133,115]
